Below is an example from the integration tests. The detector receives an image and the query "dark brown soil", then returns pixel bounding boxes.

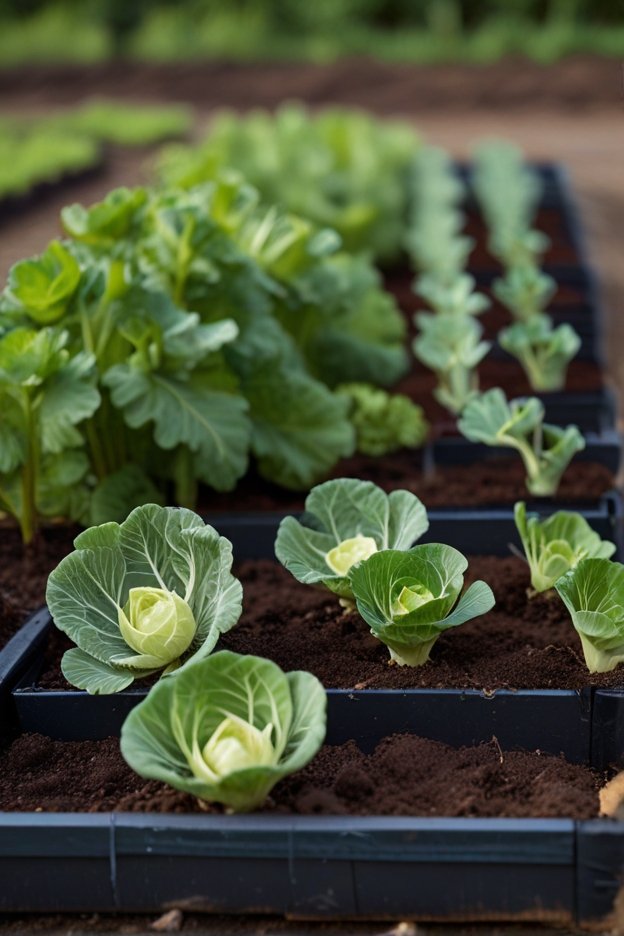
[200,457,614,514]
[0,731,602,819]
[34,555,624,692]
[0,524,78,649]
[1,56,621,112]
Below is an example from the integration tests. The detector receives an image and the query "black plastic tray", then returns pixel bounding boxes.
[0,608,49,732]
[8,487,623,754]
[0,712,621,924]
[0,808,582,921]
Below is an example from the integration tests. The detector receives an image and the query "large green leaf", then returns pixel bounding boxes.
[6,240,81,324]
[39,351,100,453]
[120,651,326,812]
[104,365,250,491]
[275,478,429,599]
[46,504,243,693]
[244,364,355,490]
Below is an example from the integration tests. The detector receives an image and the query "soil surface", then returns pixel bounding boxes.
[1,57,622,112]
[0,731,602,819]
[0,524,78,647]
[200,457,614,515]
[34,555,624,692]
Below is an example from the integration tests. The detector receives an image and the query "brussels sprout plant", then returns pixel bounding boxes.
[514,502,616,594]
[121,650,326,813]
[275,478,429,601]
[413,313,491,415]
[499,315,581,392]
[46,504,242,694]
[458,388,585,497]
[349,544,495,666]
[555,560,624,673]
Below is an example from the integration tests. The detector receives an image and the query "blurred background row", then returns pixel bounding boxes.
[1,0,624,66]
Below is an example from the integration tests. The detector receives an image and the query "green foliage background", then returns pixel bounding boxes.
[0,0,623,66]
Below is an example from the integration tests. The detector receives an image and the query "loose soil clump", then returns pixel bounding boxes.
[0,731,602,820]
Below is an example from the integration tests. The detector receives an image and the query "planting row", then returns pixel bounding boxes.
[0,144,613,547]
[2,490,624,923]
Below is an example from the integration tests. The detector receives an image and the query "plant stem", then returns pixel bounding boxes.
[173,447,198,508]
[20,393,37,546]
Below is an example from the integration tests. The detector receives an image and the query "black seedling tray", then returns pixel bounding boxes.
[0,714,621,925]
[0,608,49,731]
[432,431,621,475]
[0,807,583,922]
[8,486,624,756]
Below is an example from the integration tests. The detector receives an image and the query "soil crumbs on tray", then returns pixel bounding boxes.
[36,555,624,691]
[0,732,601,819]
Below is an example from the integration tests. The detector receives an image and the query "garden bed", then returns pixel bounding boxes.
[0,722,619,924]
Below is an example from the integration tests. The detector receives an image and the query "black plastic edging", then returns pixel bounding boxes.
[432,433,622,475]
[0,812,578,920]
[0,608,50,731]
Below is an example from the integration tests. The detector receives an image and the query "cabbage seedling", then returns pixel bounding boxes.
[492,265,557,322]
[413,313,491,415]
[458,388,585,497]
[499,315,581,392]
[514,501,616,594]
[555,559,624,673]
[46,504,242,694]
[349,544,495,666]
[415,272,490,317]
[275,478,428,601]
[120,650,327,813]
[336,383,429,456]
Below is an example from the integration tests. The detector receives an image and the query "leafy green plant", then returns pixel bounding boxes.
[1,172,411,539]
[156,103,419,262]
[57,99,193,147]
[275,478,429,601]
[415,273,490,317]
[0,327,100,543]
[488,227,550,270]
[413,313,490,415]
[120,649,326,813]
[499,315,580,392]
[472,141,542,243]
[555,559,624,673]
[336,383,428,456]
[349,544,495,665]
[458,388,585,497]
[492,265,557,321]
[514,501,616,594]
[45,504,242,694]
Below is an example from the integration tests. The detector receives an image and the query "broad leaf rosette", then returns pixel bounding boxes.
[349,544,495,666]
[120,650,327,813]
[275,478,429,600]
[46,504,242,694]
[514,502,616,593]
[555,559,624,673]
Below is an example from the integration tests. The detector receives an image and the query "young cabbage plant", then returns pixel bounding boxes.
[492,265,556,322]
[458,388,585,497]
[413,313,491,415]
[349,544,495,666]
[336,383,429,456]
[499,315,581,392]
[46,504,242,694]
[555,559,624,673]
[415,272,490,317]
[488,227,550,270]
[275,478,429,601]
[514,501,616,594]
[120,650,326,813]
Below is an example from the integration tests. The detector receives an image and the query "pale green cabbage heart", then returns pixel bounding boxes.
[118,587,197,670]
[120,650,327,813]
